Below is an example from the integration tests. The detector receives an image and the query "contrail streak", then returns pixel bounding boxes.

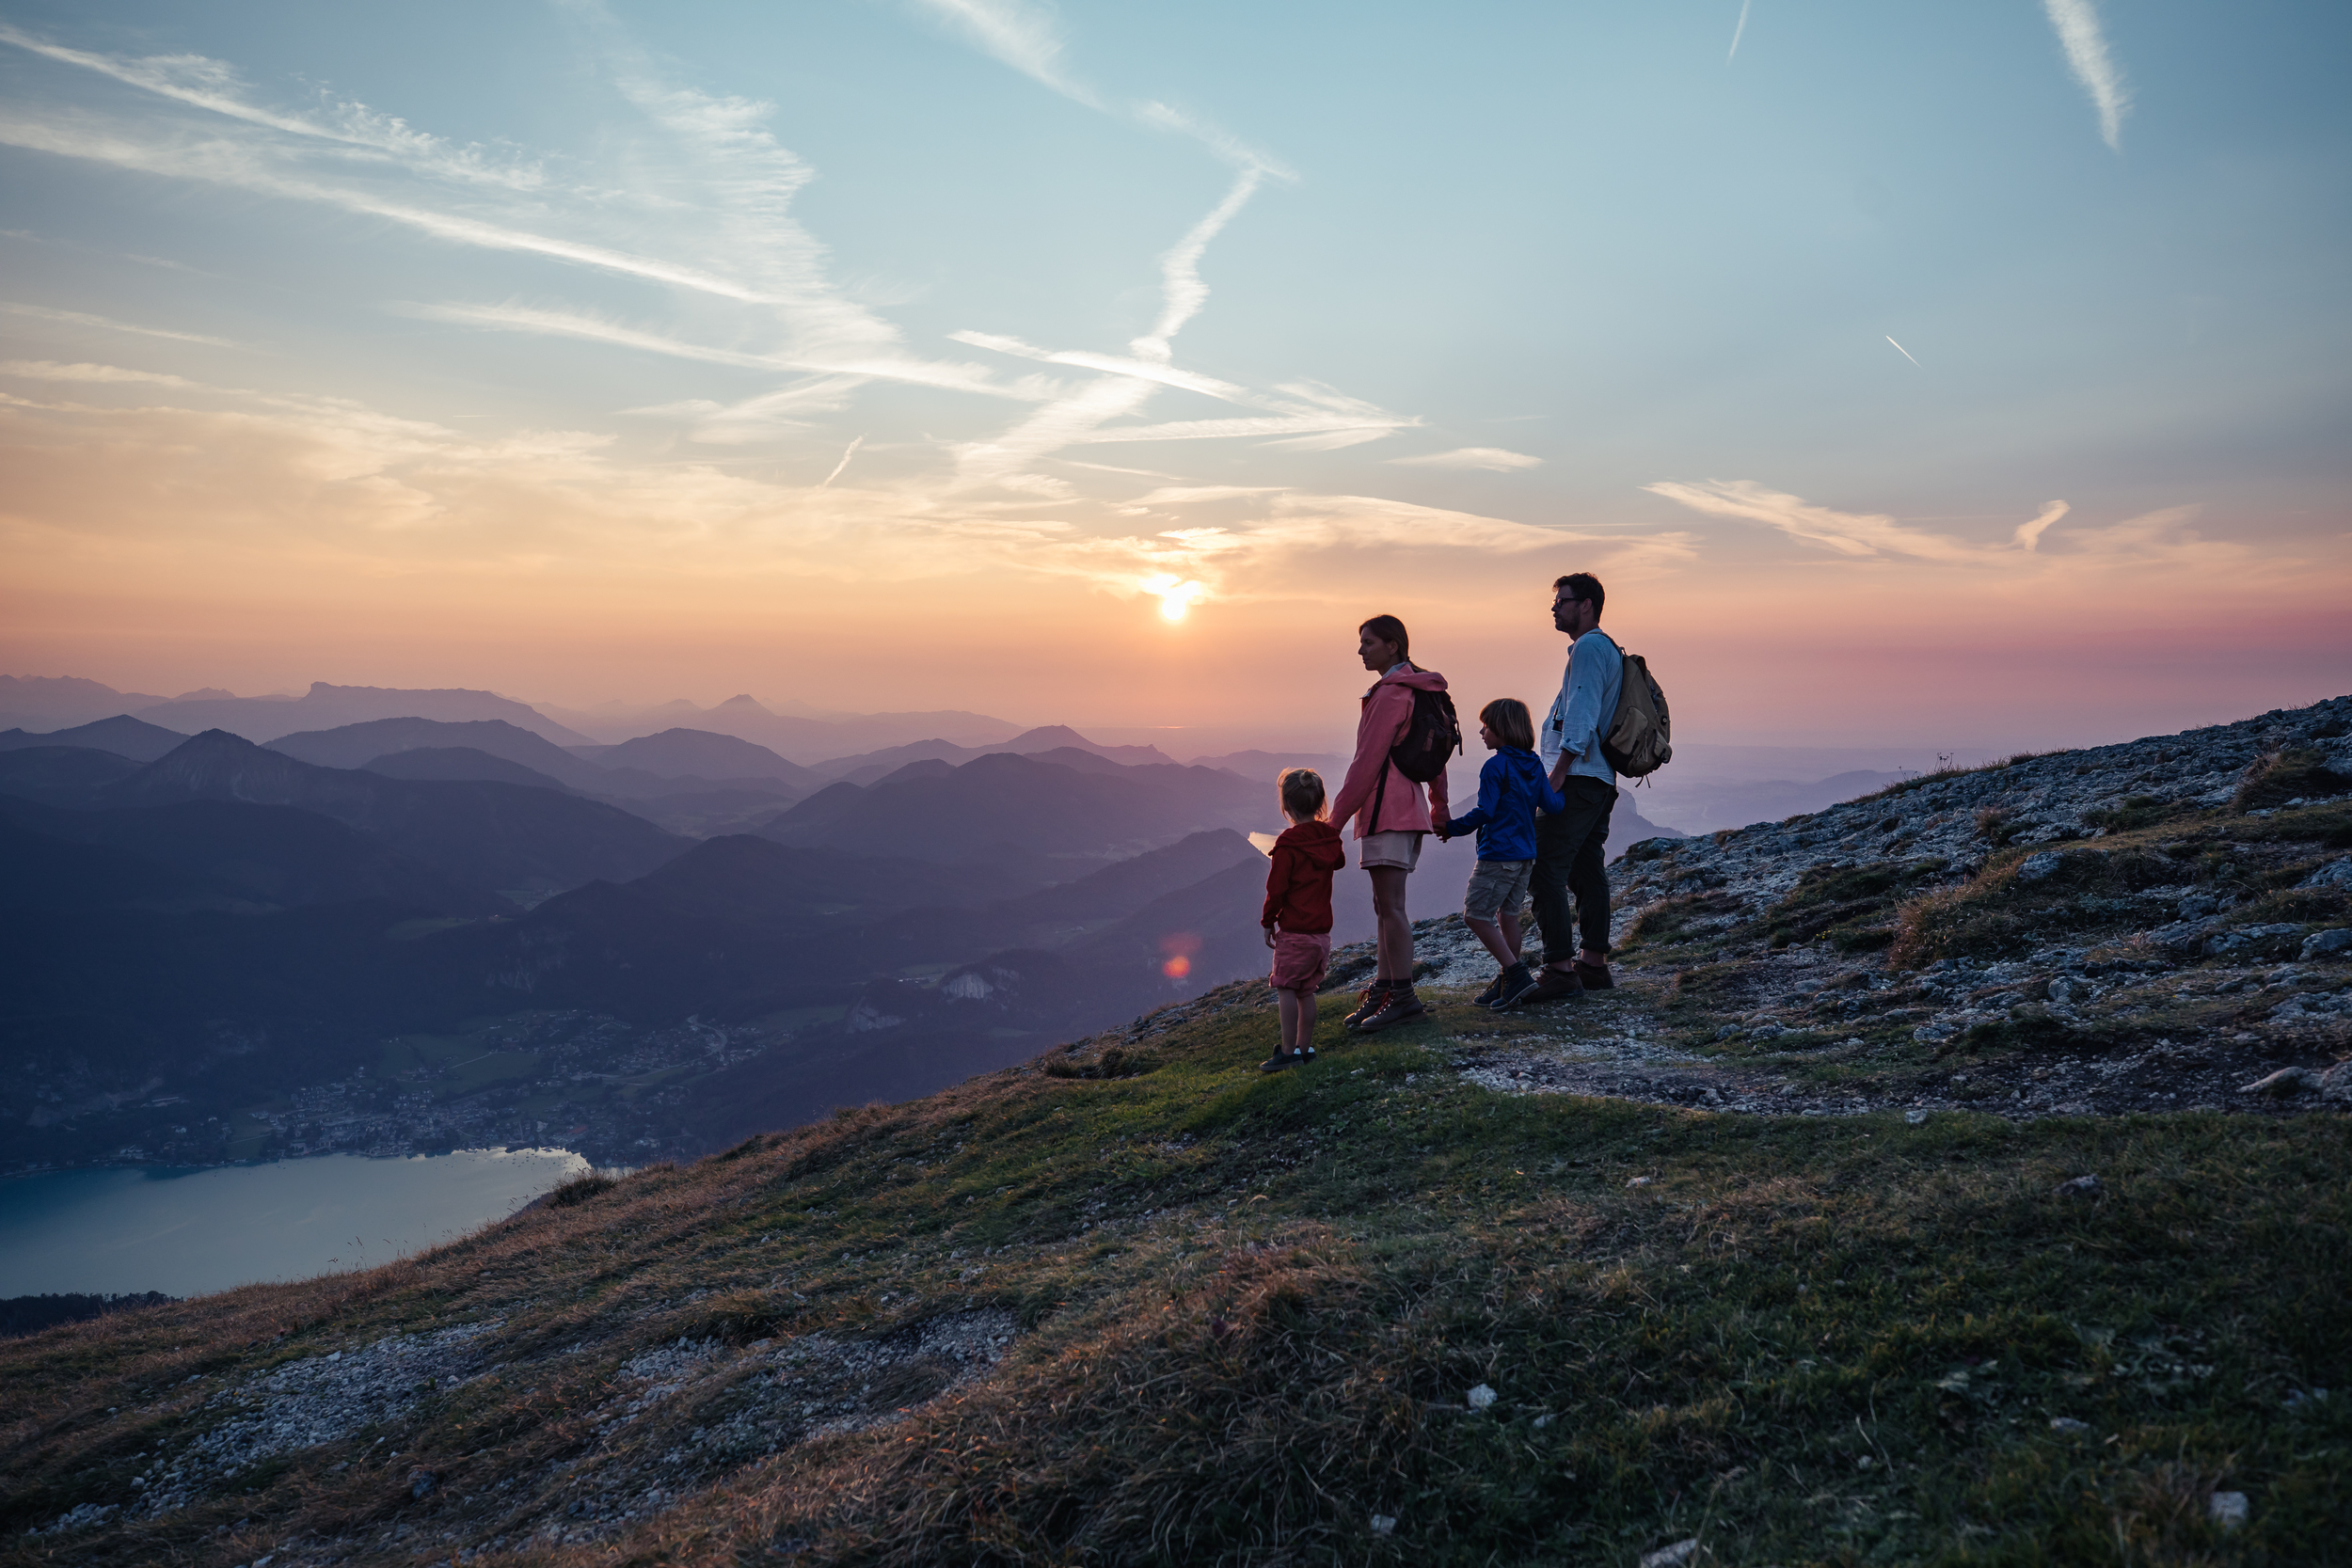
[819,435,864,486]
[1728,0,1752,61]
[1884,335,1922,368]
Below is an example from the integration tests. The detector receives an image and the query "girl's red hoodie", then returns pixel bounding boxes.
[1260,819,1347,933]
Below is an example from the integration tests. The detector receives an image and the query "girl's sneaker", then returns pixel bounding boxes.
[1473,971,1508,1007]
[1259,1051,1300,1072]
[1343,981,1393,1030]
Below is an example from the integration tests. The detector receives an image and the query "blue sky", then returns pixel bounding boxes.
[0,1,2345,745]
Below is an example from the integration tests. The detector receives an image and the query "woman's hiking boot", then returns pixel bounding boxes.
[1573,959,1615,990]
[1355,985,1427,1032]
[1488,962,1540,1009]
[1343,980,1394,1030]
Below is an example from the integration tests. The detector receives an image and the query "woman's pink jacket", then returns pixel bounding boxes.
[1329,667,1453,839]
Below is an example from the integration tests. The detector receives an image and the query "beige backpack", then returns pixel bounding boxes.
[1599,638,1673,778]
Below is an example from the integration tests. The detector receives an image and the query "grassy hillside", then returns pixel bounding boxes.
[4,974,2345,1565]
[6,710,2347,1566]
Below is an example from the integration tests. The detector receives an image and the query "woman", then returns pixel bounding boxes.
[1327,614,1452,1032]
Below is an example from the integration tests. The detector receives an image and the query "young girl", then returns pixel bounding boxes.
[1259,768,1346,1071]
[1438,698,1565,1009]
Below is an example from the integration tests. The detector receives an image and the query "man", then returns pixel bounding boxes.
[1517,572,1620,1003]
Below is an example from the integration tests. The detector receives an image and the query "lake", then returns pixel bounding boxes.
[0,1148,591,1300]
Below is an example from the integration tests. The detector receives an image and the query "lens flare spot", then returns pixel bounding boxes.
[1157,929,1200,981]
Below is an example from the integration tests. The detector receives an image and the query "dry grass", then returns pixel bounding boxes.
[3,986,2348,1566]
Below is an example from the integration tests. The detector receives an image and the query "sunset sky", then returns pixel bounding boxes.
[1,0,2345,751]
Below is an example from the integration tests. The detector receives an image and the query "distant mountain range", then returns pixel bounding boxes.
[536,693,1024,760]
[1,684,1700,1175]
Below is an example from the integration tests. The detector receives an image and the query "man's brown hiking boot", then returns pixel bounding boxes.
[1343,981,1393,1030]
[1510,967,1585,1006]
[1355,986,1428,1032]
[1573,959,1615,990]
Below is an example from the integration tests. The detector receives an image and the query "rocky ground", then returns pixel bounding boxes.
[1095,695,2352,1123]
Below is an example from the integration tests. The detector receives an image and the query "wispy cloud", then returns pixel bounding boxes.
[1132,165,1268,365]
[906,0,1099,106]
[1388,447,1542,472]
[2042,0,2130,150]
[0,299,235,346]
[2014,500,2068,550]
[1644,480,2254,576]
[1645,479,1970,560]
[0,23,549,189]
[408,303,1041,401]
[819,436,865,486]
[0,358,197,387]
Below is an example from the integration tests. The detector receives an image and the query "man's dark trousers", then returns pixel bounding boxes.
[1531,777,1614,963]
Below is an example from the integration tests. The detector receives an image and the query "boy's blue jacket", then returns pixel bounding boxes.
[1441,747,1567,862]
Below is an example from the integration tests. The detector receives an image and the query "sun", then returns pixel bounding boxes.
[1140,574,1205,622]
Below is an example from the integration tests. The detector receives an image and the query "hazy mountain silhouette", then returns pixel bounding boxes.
[99,731,690,897]
[996,726,1180,766]
[363,747,582,793]
[137,683,594,747]
[543,693,1022,760]
[583,728,815,784]
[269,718,803,808]
[756,752,1263,864]
[804,726,1183,783]
[0,675,171,730]
[878,829,1263,960]
[1188,749,1351,783]
[0,715,191,762]
[0,795,504,915]
[0,746,143,806]
[270,717,610,788]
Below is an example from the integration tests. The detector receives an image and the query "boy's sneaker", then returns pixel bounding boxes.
[1343,981,1393,1030]
[1573,959,1615,990]
[1259,1051,1301,1073]
[1489,963,1541,1009]
[1355,986,1428,1032]
[1473,971,1508,1007]
[1510,967,1586,1006]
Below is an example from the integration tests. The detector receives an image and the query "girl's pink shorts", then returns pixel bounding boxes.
[1268,931,1332,994]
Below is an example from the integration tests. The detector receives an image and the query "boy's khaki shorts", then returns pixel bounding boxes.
[1464,858,1534,922]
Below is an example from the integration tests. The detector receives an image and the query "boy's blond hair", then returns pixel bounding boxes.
[1278,767,1327,820]
[1479,697,1535,750]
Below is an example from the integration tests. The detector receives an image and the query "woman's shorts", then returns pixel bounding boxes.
[1359,830,1423,871]
[1464,858,1534,921]
[1269,931,1332,993]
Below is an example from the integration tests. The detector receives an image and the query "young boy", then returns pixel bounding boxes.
[1438,698,1566,1009]
[1260,768,1346,1071]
